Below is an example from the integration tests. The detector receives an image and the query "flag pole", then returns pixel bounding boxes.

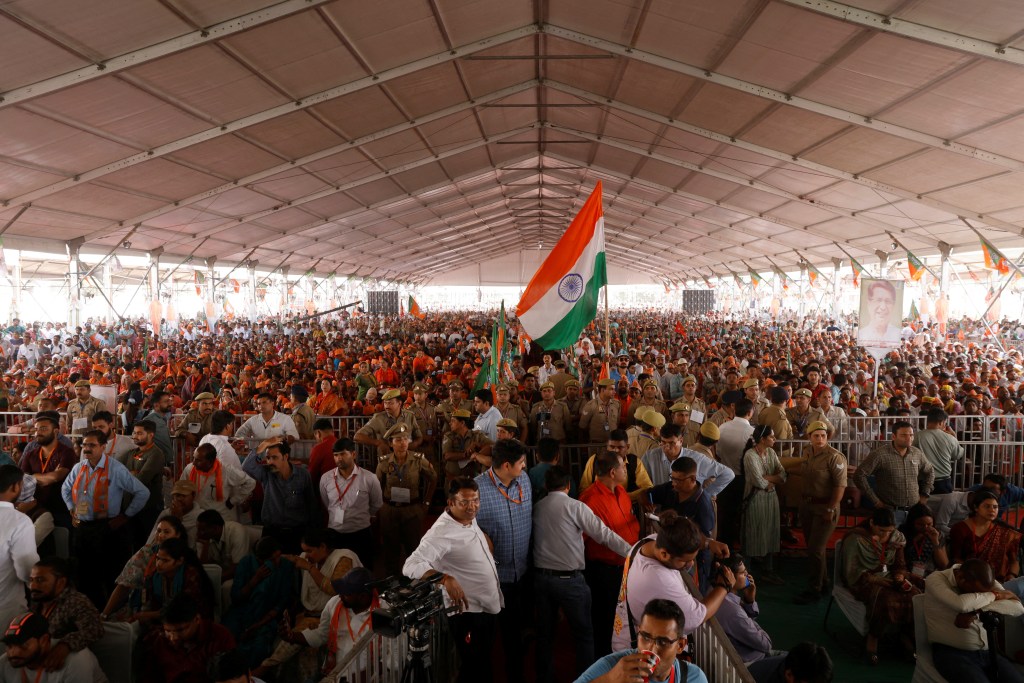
[604,283,611,363]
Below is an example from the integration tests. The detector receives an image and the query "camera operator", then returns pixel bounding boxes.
[403,477,501,683]
[923,558,1024,682]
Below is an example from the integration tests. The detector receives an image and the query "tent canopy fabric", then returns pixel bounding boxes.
[2,0,1022,285]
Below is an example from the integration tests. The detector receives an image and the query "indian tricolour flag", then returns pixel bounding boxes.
[517,182,607,349]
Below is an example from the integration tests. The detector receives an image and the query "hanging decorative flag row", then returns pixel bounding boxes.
[980,236,1011,275]
[194,270,204,296]
[907,250,926,281]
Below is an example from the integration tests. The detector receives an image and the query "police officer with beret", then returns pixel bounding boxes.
[793,421,847,604]
[442,409,493,484]
[580,379,622,455]
[376,422,437,576]
[354,389,423,458]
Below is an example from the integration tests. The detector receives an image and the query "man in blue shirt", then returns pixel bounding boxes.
[242,437,314,554]
[60,429,150,608]
[575,599,708,683]
[475,439,531,682]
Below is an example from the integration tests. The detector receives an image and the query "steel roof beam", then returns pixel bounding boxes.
[4,25,541,210]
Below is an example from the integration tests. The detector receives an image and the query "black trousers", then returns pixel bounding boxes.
[73,519,132,609]
[497,579,528,681]
[449,611,497,683]
[585,560,624,657]
[325,526,374,568]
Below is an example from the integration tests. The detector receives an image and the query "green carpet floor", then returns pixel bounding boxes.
[754,556,914,683]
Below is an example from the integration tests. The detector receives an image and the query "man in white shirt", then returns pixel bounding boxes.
[404,477,502,683]
[0,467,39,655]
[181,443,255,521]
[198,411,249,473]
[320,438,382,569]
[235,393,299,443]
[716,399,755,548]
[195,510,251,581]
[472,389,502,441]
[923,559,1024,681]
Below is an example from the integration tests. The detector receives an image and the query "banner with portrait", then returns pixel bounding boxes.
[857,278,904,354]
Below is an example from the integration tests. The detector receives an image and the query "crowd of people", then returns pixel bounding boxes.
[0,305,1022,682]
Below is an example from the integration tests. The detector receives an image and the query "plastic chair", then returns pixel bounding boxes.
[203,563,223,620]
[911,593,947,683]
[824,539,868,638]
[90,620,139,683]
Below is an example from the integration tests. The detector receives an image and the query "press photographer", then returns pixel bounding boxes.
[402,477,501,683]
[923,558,1024,682]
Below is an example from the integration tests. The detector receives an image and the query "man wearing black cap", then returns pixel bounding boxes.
[0,612,107,681]
[276,567,376,681]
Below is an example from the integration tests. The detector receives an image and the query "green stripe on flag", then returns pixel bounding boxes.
[532,253,607,349]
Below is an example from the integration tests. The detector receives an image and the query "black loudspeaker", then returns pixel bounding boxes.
[366,290,400,315]
[681,289,715,314]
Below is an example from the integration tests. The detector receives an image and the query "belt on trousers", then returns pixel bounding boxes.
[803,497,832,505]
[536,568,582,578]
[386,500,418,507]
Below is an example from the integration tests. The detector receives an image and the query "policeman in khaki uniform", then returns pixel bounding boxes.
[375,422,437,576]
[436,380,473,438]
[172,391,216,445]
[758,386,794,455]
[786,388,830,441]
[442,408,493,483]
[407,382,440,466]
[670,402,698,448]
[743,378,770,424]
[354,388,423,458]
[793,421,848,605]
[679,376,707,447]
[629,380,667,425]
[627,406,664,457]
[579,378,622,455]
[530,381,571,444]
[495,417,519,441]
[494,383,528,442]
[562,380,584,443]
[65,379,108,436]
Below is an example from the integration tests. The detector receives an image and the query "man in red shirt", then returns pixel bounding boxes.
[142,593,235,683]
[580,451,640,657]
[19,412,76,528]
[308,419,338,524]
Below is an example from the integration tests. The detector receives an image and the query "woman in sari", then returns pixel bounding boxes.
[840,507,919,664]
[101,515,188,620]
[741,425,786,584]
[312,379,347,416]
[136,536,215,625]
[898,503,948,582]
[949,490,1020,581]
[224,536,296,668]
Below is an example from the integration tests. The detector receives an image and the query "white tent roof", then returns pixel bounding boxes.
[2,0,1023,285]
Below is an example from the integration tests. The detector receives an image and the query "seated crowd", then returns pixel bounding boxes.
[0,307,1022,682]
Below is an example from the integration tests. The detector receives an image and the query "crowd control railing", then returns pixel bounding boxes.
[332,608,457,683]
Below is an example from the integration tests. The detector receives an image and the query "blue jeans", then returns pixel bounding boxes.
[535,572,593,683]
[931,643,1024,683]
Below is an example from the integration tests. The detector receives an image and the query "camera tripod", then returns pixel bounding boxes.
[399,623,434,683]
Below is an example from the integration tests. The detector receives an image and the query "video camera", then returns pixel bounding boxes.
[370,574,451,638]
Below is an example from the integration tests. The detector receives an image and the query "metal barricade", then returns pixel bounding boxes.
[331,609,457,683]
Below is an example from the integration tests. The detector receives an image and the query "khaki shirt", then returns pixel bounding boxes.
[801,445,848,500]
[292,403,316,440]
[626,426,661,458]
[710,409,732,428]
[172,409,213,439]
[548,371,573,399]
[376,451,436,503]
[437,399,473,435]
[442,429,493,479]
[66,396,107,434]
[785,407,830,439]
[757,405,793,441]
[750,397,771,424]
[496,402,528,439]
[579,398,622,443]
[355,409,423,457]
[407,402,439,444]
[530,399,571,442]
[630,399,667,425]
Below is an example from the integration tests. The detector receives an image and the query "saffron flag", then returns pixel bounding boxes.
[749,269,762,288]
[230,279,240,294]
[907,251,925,281]
[807,263,824,287]
[981,237,1010,275]
[517,182,607,349]
[407,295,425,319]
[850,258,864,286]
